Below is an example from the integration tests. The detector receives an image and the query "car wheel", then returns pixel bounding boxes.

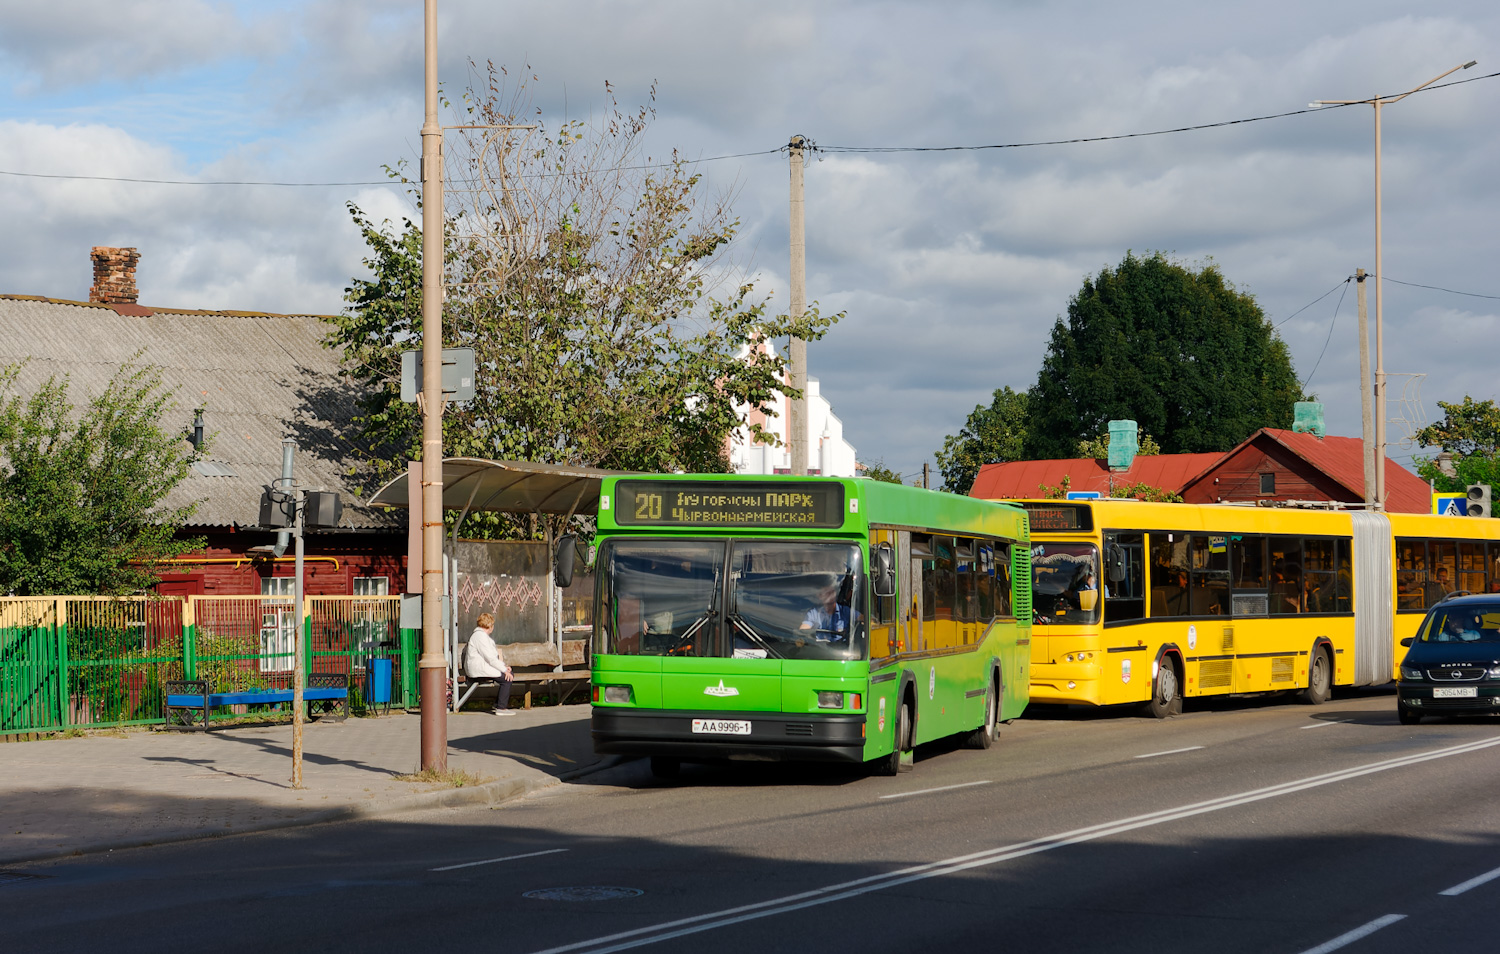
[1140,656,1180,719]
[1397,702,1422,725]
[1300,647,1332,705]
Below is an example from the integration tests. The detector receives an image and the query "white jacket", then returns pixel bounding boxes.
[463,627,508,678]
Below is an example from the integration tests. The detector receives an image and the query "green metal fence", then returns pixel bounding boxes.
[0,594,417,736]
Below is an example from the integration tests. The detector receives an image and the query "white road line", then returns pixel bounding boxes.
[525,734,1500,954]
[431,848,568,872]
[878,780,993,800]
[1134,745,1204,759]
[1295,914,1406,954]
[1439,862,1500,896]
[1300,720,1349,730]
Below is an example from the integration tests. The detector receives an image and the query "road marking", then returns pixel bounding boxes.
[525,734,1500,954]
[1439,862,1500,896]
[1300,720,1349,730]
[431,848,568,872]
[1134,746,1204,759]
[1295,914,1405,954]
[878,781,992,800]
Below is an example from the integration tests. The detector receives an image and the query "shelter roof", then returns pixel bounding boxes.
[368,458,630,516]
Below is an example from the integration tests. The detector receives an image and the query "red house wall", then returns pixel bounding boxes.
[1183,439,1353,506]
[152,529,407,596]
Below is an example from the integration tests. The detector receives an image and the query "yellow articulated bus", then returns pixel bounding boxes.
[993,499,1500,717]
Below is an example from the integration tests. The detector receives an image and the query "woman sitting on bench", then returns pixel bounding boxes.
[463,612,514,716]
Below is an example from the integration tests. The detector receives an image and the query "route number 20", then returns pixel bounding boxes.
[634,493,663,521]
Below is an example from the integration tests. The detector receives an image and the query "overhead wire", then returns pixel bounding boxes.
[1379,277,1500,301]
[1298,278,1351,391]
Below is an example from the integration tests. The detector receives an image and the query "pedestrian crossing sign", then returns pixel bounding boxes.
[1433,493,1467,516]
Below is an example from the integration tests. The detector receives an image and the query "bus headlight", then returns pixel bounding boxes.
[817,691,844,709]
[603,685,632,703]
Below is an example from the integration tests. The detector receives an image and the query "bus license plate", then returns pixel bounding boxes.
[1433,687,1477,698]
[692,719,751,735]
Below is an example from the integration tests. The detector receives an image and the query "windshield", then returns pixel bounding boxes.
[1418,603,1500,643]
[1032,542,1100,624]
[598,538,865,661]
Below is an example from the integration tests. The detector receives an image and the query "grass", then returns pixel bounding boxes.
[394,766,492,788]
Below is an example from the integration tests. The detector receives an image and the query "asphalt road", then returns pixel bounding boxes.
[6,688,1500,954]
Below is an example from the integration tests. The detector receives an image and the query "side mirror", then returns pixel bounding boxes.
[871,543,897,599]
[554,534,578,589]
[1105,544,1126,584]
[1399,636,1413,647]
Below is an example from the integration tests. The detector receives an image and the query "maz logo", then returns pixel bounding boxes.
[704,680,739,697]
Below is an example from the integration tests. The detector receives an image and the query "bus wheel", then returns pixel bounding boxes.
[1140,656,1180,719]
[964,678,998,749]
[877,700,913,776]
[1300,647,1332,705]
[649,756,681,779]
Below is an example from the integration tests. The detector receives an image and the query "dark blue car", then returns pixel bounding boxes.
[1397,595,1500,724]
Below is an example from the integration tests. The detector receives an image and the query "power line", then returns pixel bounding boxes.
[1299,279,1351,390]
[1381,276,1500,301]
[1276,278,1351,328]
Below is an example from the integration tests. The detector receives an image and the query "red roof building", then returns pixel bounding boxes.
[970,428,1432,513]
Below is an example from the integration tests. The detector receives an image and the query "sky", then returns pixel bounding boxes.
[2,1,1496,486]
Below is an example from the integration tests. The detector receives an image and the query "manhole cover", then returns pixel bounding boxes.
[523,886,644,902]
[0,871,46,887]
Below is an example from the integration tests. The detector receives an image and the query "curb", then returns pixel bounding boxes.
[3,756,628,868]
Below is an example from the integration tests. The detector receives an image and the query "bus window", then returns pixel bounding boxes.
[976,543,996,621]
[868,529,898,658]
[728,540,865,660]
[955,538,978,625]
[599,540,726,657]
[1459,540,1486,595]
[1149,533,1191,618]
[1192,535,1231,615]
[1303,539,1336,613]
[1232,535,1267,591]
[1334,539,1353,613]
[1270,538,1303,615]
[996,543,1014,617]
[1103,532,1145,622]
[930,536,957,646]
[1396,539,1426,611]
[1033,542,1100,624]
[1428,541,1457,607]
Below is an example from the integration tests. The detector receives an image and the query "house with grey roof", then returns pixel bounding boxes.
[0,247,406,596]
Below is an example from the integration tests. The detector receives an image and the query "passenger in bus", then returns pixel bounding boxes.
[1424,566,1453,607]
[1271,562,1301,613]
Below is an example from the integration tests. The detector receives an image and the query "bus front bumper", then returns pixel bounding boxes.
[592,707,868,763]
[1029,662,1102,706]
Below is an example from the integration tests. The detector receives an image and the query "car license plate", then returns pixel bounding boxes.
[1433,686,1478,699]
[692,719,751,735]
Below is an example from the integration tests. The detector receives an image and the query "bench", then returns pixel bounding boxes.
[164,673,350,731]
[457,639,590,710]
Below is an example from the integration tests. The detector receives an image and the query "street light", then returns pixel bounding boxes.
[1312,59,1476,511]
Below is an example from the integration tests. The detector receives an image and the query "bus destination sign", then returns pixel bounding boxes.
[614,481,845,529]
[1020,502,1093,533]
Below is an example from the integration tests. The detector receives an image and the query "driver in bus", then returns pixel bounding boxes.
[801,575,856,642]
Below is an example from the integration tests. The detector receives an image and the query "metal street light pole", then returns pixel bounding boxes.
[419,0,448,772]
[1313,59,1476,512]
[788,134,808,476]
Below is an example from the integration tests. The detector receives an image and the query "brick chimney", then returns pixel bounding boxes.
[90,247,141,304]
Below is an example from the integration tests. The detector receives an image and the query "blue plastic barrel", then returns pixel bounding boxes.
[368,658,393,705]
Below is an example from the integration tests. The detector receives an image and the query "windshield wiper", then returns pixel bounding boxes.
[729,614,783,659]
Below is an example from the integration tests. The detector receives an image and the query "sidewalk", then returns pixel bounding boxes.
[0,704,613,865]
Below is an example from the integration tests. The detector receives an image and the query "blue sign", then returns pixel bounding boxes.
[1433,493,1467,517]
[1066,491,1102,500]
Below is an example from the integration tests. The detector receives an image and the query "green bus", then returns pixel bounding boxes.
[587,474,1033,776]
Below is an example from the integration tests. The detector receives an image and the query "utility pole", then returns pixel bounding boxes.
[418,0,448,772]
[788,134,808,476]
[1356,269,1374,509]
[923,462,930,490]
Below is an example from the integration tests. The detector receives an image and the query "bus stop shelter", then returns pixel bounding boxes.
[369,458,626,707]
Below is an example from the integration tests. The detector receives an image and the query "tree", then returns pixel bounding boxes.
[1076,430,1162,459]
[1414,396,1500,496]
[860,459,905,484]
[1023,252,1302,459]
[0,360,204,595]
[935,386,1029,495]
[325,69,836,535]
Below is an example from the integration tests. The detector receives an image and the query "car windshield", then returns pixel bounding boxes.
[1032,542,1101,624]
[1419,604,1500,643]
[597,539,865,661]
